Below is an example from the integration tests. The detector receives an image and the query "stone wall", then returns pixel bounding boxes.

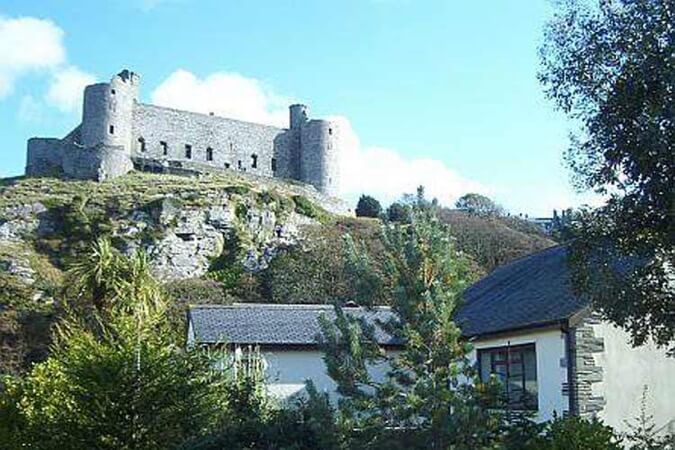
[62,143,134,181]
[568,315,606,418]
[132,104,299,180]
[26,138,63,176]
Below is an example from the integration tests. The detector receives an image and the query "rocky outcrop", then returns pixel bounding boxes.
[117,196,317,281]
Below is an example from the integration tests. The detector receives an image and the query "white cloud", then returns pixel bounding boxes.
[0,16,66,98]
[46,66,96,113]
[151,69,291,128]
[0,15,95,117]
[332,116,488,206]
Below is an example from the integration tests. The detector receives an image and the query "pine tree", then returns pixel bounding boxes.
[319,201,503,449]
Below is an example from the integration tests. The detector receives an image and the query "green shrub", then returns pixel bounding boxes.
[292,195,329,222]
[164,278,231,305]
[234,203,249,221]
[531,416,623,450]
[225,185,250,196]
[355,194,382,218]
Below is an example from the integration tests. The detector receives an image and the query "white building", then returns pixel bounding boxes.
[187,246,675,434]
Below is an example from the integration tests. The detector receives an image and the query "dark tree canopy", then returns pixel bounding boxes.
[455,193,505,217]
[540,0,674,350]
[354,194,382,218]
[386,201,412,223]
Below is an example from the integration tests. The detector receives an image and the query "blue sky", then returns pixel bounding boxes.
[0,0,598,216]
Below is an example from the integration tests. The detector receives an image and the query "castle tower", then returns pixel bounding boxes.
[81,69,139,151]
[298,111,340,197]
[289,104,308,130]
[75,70,138,180]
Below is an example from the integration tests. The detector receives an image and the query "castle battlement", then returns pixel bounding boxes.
[26,69,342,197]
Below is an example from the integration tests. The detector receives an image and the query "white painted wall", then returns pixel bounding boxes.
[592,321,675,434]
[261,348,397,404]
[470,327,569,423]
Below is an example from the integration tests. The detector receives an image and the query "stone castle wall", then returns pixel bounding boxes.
[25,69,341,198]
[131,104,299,180]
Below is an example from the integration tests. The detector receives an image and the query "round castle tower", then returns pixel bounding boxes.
[82,69,139,150]
[291,104,340,197]
[75,70,139,180]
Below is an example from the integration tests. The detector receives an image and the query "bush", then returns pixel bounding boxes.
[164,278,231,305]
[185,381,339,450]
[292,195,328,222]
[531,416,623,450]
[355,195,382,218]
[386,202,411,223]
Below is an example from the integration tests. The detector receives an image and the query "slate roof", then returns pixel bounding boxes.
[189,246,594,345]
[456,245,588,337]
[188,304,402,347]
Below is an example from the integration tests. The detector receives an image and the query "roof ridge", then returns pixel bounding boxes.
[189,303,393,310]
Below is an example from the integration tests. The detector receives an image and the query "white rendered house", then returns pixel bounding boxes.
[187,246,675,434]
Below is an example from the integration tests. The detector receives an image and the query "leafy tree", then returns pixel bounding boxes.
[355,194,383,218]
[540,0,674,350]
[386,201,412,223]
[455,193,505,217]
[0,240,229,450]
[439,209,556,273]
[319,205,504,449]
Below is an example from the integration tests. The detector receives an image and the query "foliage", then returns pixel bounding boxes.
[164,278,231,305]
[319,203,504,449]
[186,381,339,450]
[0,241,230,450]
[439,209,555,273]
[455,193,505,217]
[386,201,412,223]
[0,244,61,375]
[540,0,675,350]
[528,416,623,450]
[259,219,394,305]
[292,195,330,222]
[355,194,382,218]
[624,386,675,450]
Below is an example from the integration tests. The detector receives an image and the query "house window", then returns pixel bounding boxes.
[185,144,192,159]
[237,160,242,170]
[206,147,214,162]
[251,154,258,169]
[271,158,277,172]
[478,344,538,411]
[109,125,115,134]
[111,89,116,95]
[160,141,168,156]
[224,162,231,169]
[328,128,333,135]
[137,137,146,152]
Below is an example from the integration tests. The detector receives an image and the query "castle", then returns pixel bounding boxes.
[26,69,342,196]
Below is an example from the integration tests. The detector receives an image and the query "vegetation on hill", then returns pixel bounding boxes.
[0,174,554,375]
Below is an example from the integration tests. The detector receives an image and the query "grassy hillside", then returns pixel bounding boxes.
[0,173,555,375]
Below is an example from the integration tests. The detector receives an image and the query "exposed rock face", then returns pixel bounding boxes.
[0,194,317,284]
[0,203,46,242]
[154,201,314,280]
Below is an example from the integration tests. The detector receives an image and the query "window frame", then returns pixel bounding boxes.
[477,343,538,411]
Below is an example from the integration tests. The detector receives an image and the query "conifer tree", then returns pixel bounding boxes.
[319,199,503,449]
